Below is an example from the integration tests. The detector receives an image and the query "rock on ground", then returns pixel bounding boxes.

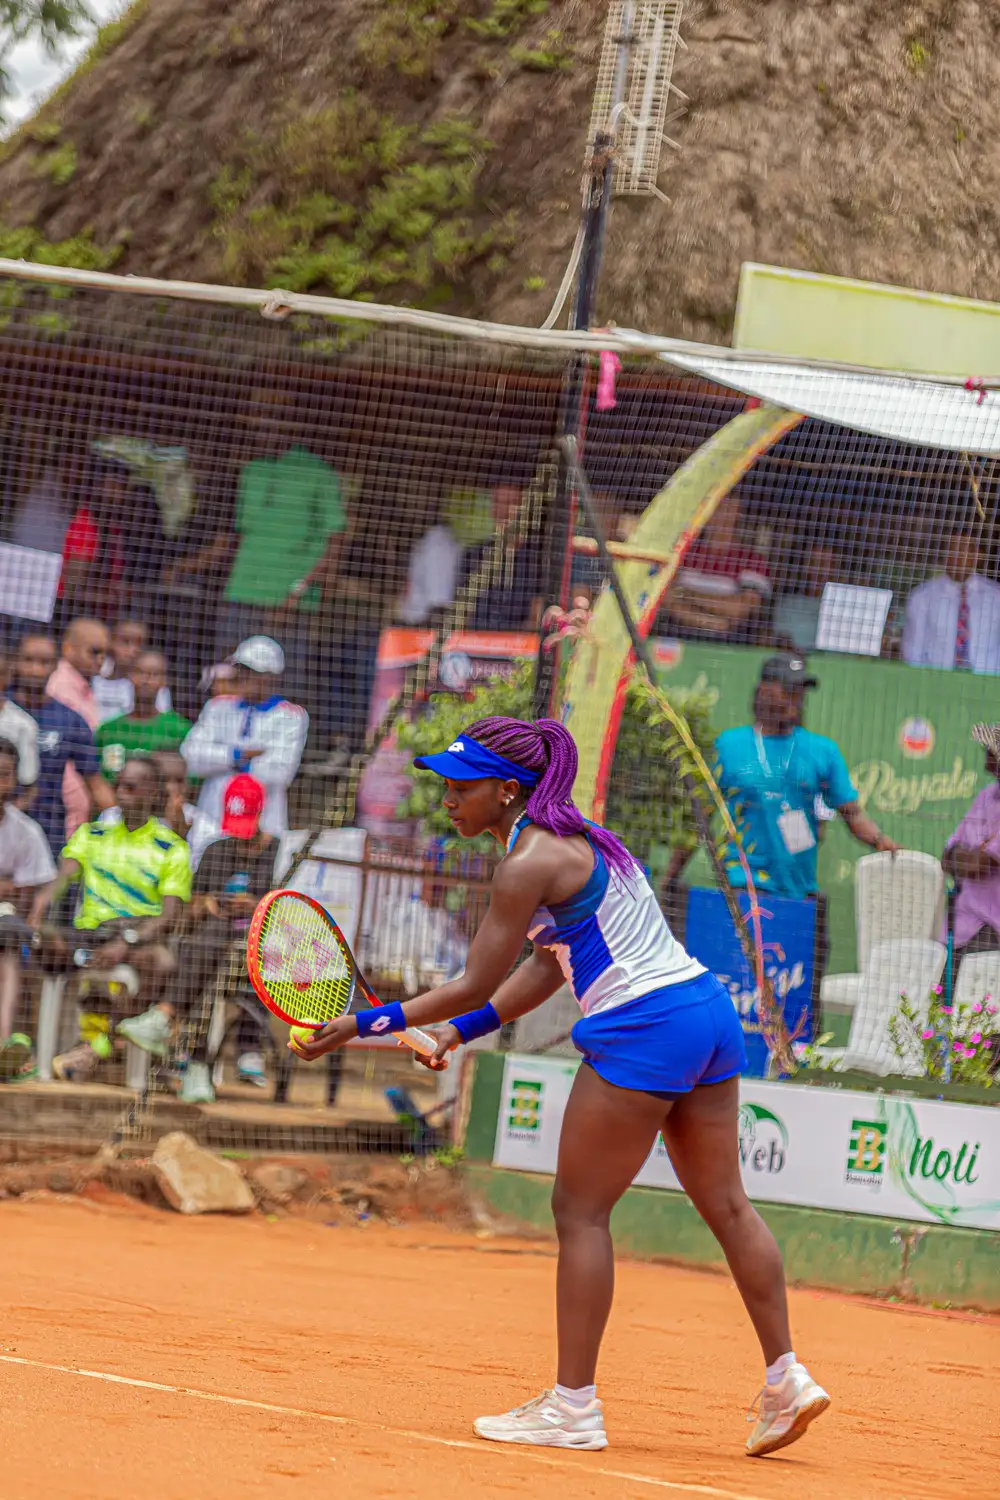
[152,1131,254,1215]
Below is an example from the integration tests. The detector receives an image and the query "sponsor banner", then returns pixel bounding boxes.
[684,889,815,1078]
[653,639,995,973]
[493,1055,1000,1231]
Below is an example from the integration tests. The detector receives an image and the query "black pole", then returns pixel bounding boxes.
[558,435,791,1069]
[532,5,634,720]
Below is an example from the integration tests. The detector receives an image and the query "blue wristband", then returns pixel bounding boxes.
[356,1002,407,1039]
[451,1003,502,1045]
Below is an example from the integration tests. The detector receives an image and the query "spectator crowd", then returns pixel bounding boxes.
[0,434,555,1104]
[0,616,309,1103]
[654,491,1000,673]
[2,429,1000,1103]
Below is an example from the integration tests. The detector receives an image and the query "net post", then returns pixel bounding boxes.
[533,4,636,720]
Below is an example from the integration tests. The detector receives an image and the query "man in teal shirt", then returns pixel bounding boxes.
[667,655,898,900]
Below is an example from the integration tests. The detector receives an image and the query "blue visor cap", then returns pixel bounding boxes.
[412,736,541,786]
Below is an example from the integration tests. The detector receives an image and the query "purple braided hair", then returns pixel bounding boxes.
[464,716,638,879]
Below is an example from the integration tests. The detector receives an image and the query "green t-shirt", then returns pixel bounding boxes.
[62,817,192,929]
[225,446,345,609]
[96,711,193,779]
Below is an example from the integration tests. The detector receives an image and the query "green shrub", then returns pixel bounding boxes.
[510,31,573,70]
[35,141,77,186]
[212,97,511,305]
[465,0,548,39]
[357,0,467,77]
[0,225,119,271]
[394,660,717,865]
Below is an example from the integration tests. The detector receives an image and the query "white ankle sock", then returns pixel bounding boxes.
[765,1351,797,1386]
[554,1382,597,1408]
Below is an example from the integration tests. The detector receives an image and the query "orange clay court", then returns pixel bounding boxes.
[0,1196,995,1500]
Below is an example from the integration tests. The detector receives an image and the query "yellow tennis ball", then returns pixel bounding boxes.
[289,1025,317,1055]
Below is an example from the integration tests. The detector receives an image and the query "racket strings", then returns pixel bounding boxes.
[256,897,353,1025]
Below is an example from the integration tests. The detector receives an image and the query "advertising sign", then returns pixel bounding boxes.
[655,640,995,972]
[684,888,815,1077]
[493,1055,1000,1231]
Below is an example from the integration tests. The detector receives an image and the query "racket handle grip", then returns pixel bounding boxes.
[399,1025,443,1059]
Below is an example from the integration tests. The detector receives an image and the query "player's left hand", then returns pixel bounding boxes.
[288,1015,355,1060]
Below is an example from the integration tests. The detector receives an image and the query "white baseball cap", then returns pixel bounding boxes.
[230,636,285,675]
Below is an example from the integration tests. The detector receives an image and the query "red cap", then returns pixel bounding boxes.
[221,774,265,839]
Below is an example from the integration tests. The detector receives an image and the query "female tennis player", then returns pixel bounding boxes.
[295,716,829,1456]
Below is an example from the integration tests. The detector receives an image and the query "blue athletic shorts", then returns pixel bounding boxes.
[570,970,747,1097]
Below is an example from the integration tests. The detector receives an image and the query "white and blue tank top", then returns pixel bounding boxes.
[510,819,704,1017]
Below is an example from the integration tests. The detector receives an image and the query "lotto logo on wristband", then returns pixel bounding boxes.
[369,1015,392,1033]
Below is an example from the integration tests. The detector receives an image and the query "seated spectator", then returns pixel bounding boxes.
[56,464,116,621]
[60,465,174,625]
[942,724,1000,958]
[213,442,347,695]
[96,652,191,779]
[0,646,39,791]
[169,774,279,1103]
[11,632,112,857]
[466,487,545,631]
[151,750,197,840]
[660,495,771,643]
[570,501,643,606]
[397,489,493,626]
[92,618,172,724]
[771,545,841,653]
[37,755,192,1080]
[902,529,1000,673]
[181,636,308,867]
[47,618,119,840]
[10,448,80,555]
[199,662,238,700]
[0,738,56,1078]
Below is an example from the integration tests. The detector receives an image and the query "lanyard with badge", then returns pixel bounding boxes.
[753,726,816,856]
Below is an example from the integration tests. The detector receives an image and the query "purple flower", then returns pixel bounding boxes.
[972,1001,984,1014]
[989,1004,999,1016]
[920,1029,935,1040]
[940,1006,953,1015]
[971,1032,983,1045]
[953,1042,964,1053]
[965,1048,978,1059]
[932,984,943,995]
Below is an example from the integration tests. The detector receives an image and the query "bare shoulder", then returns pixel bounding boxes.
[500,825,593,903]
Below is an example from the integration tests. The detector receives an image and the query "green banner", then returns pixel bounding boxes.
[655,642,995,973]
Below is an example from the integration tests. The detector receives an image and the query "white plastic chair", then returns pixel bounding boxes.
[820,851,944,1011]
[952,950,1000,1015]
[35,966,145,1085]
[820,937,946,1076]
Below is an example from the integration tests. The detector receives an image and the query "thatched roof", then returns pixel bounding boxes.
[0,0,997,342]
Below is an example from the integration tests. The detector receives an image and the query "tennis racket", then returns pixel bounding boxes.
[245,889,440,1058]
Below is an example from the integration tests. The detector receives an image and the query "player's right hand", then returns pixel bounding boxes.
[416,1024,462,1071]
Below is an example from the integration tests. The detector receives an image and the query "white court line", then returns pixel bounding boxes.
[0,1352,772,1500]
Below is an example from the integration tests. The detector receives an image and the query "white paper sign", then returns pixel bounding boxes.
[815,582,892,657]
[0,544,62,622]
[493,1055,1000,1232]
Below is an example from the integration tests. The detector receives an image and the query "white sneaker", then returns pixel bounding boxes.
[474,1390,607,1450]
[237,1051,267,1087]
[116,1006,172,1058]
[179,1061,216,1105]
[746,1362,830,1457]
